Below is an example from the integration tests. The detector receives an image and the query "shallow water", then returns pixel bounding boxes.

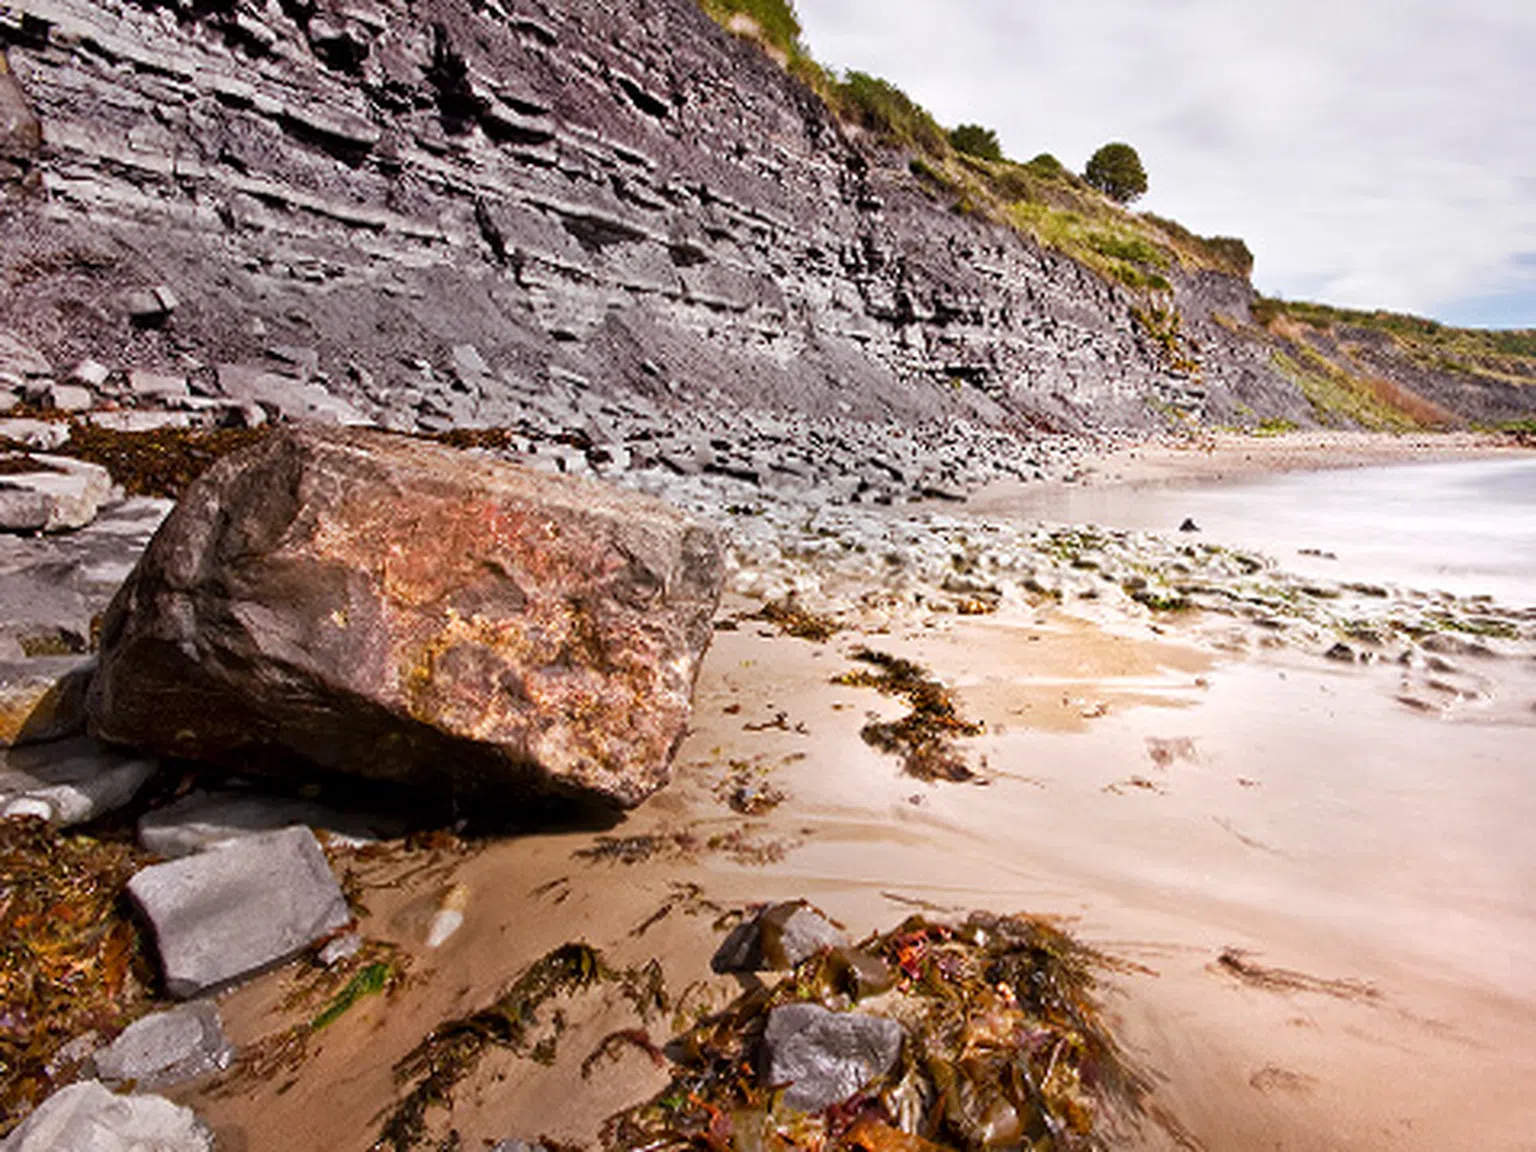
[997,457,1536,607]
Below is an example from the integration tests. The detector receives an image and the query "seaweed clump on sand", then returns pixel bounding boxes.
[605,912,1152,1152]
[59,423,271,498]
[833,650,981,781]
[376,943,667,1151]
[0,817,155,1134]
[757,597,841,642]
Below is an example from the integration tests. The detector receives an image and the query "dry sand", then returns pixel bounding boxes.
[182,434,1536,1152]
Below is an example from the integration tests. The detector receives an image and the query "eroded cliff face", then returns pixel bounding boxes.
[0,0,1310,432]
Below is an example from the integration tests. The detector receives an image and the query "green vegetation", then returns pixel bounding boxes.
[1256,297,1536,392]
[697,0,804,58]
[829,70,947,153]
[1084,141,1148,204]
[1269,347,1424,431]
[949,122,1003,161]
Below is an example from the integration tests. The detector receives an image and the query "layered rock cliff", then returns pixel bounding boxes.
[1,0,1529,440]
[0,0,1321,436]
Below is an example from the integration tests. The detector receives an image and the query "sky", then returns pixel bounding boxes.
[791,0,1536,329]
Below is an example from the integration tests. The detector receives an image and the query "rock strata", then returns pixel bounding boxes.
[89,425,725,808]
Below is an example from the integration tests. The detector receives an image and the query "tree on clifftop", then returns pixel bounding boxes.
[949,123,1003,162]
[1084,142,1148,204]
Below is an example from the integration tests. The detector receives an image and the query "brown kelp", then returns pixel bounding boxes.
[833,650,982,782]
[376,944,668,1151]
[605,912,1151,1152]
[0,818,153,1133]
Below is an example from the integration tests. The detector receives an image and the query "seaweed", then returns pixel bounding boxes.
[218,943,412,1091]
[376,944,667,1151]
[604,912,1154,1152]
[58,423,270,498]
[757,597,840,642]
[833,650,981,782]
[0,818,154,1134]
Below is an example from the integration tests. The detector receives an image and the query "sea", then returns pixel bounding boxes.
[1007,456,1536,608]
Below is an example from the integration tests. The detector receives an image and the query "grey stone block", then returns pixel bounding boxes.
[92,1001,234,1090]
[127,825,352,998]
[712,901,846,972]
[138,788,408,858]
[0,454,116,533]
[0,419,69,451]
[0,735,156,826]
[761,1003,903,1113]
[126,370,190,399]
[0,332,50,378]
[0,1080,214,1152]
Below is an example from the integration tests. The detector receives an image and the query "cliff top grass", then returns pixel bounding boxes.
[1255,297,1536,391]
[696,0,1250,300]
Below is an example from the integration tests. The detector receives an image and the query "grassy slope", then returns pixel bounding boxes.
[696,0,1535,432]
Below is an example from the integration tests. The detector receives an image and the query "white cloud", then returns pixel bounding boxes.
[792,0,1536,324]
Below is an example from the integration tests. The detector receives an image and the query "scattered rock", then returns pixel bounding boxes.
[0,655,93,746]
[123,287,178,326]
[137,788,409,857]
[760,1003,903,1113]
[0,736,157,826]
[126,370,190,400]
[0,418,70,451]
[1324,641,1357,662]
[1178,517,1200,533]
[91,1002,234,1090]
[0,453,117,532]
[86,411,195,434]
[0,1080,214,1152]
[126,825,352,998]
[318,931,364,966]
[69,360,112,389]
[90,426,725,809]
[24,382,93,413]
[216,363,367,424]
[713,901,846,972]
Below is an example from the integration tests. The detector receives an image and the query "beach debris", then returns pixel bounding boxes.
[0,818,154,1130]
[715,758,788,815]
[0,1080,214,1152]
[127,825,352,998]
[0,737,157,826]
[424,883,469,949]
[757,596,840,642]
[832,649,981,781]
[376,943,667,1151]
[1213,948,1379,1002]
[88,425,725,810]
[713,901,848,973]
[607,911,1152,1152]
[762,1003,904,1113]
[218,941,409,1087]
[1145,737,1197,769]
[91,1001,234,1090]
[57,424,270,499]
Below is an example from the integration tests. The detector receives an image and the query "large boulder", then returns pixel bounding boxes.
[88,425,724,807]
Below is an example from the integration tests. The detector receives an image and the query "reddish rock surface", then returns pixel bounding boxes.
[87,425,724,808]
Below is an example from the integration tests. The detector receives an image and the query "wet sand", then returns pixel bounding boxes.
[182,435,1536,1152]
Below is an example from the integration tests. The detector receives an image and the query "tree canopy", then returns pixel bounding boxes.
[1084,142,1148,204]
[948,123,1003,162]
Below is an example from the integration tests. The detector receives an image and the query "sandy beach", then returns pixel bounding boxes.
[142,433,1535,1152]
